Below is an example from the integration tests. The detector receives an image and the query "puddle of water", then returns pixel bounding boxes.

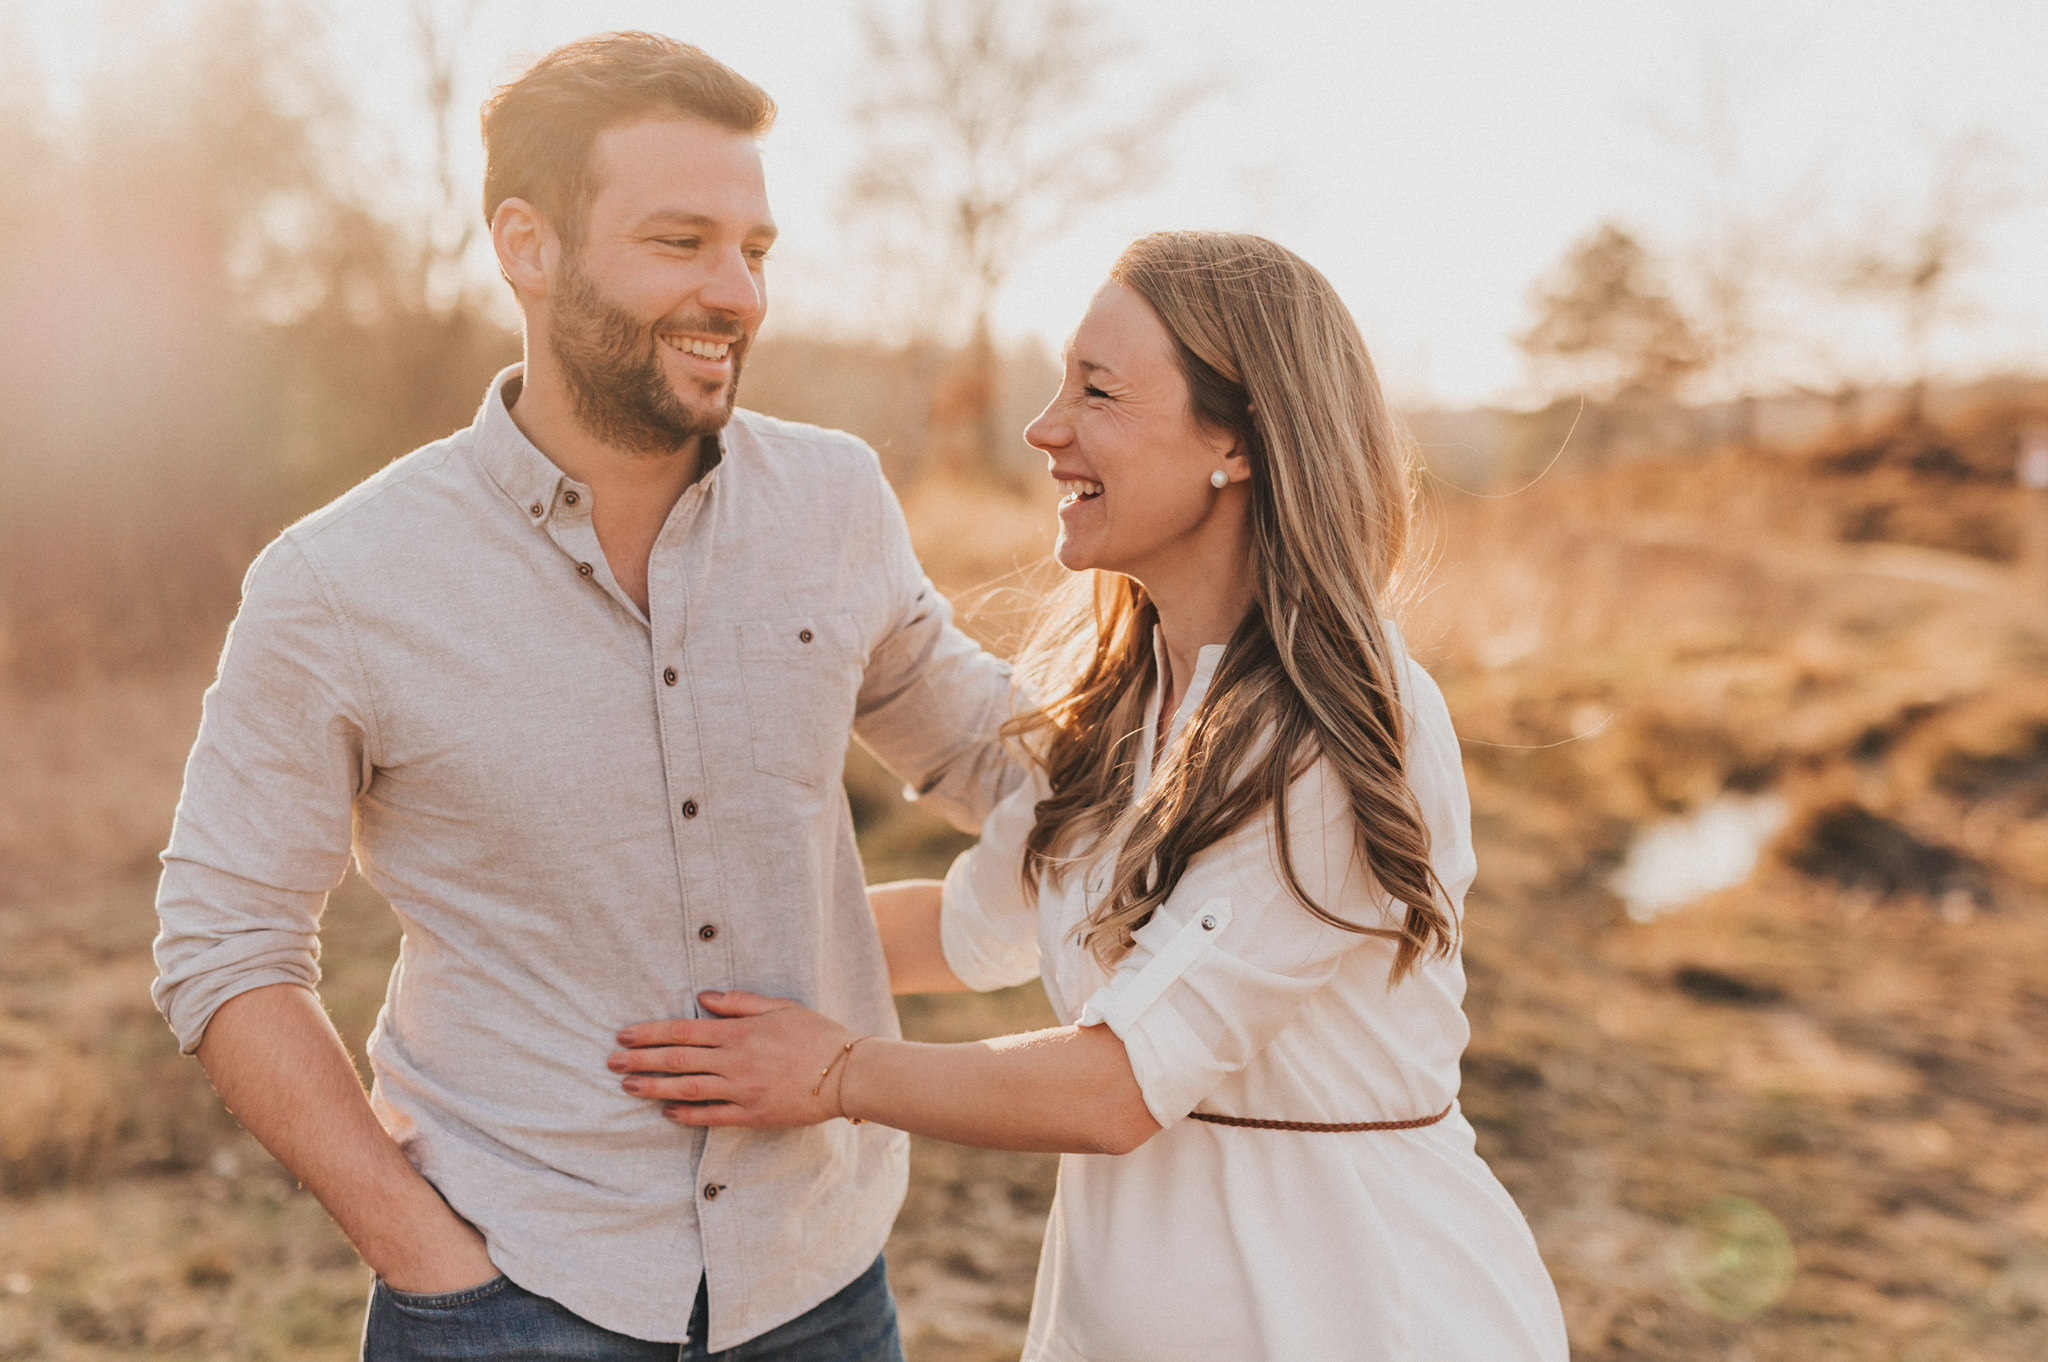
[1612,794,1789,923]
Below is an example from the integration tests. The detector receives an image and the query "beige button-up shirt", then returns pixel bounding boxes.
[152,367,1020,1348]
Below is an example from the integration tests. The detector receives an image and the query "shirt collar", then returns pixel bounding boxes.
[469,365,573,527]
[468,364,726,528]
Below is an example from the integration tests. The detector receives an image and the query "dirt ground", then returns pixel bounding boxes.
[3,424,2046,1360]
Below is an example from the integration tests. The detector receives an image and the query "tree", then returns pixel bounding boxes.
[843,0,1203,476]
[1638,46,1820,443]
[1519,223,1706,405]
[1832,132,2016,426]
[406,0,488,312]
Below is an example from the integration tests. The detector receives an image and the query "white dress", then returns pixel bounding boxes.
[938,628,1570,1362]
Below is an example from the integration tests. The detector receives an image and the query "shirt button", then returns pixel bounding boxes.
[528,502,543,518]
[682,799,700,819]
[798,628,813,644]
[1200,914,1217,930]
[562,489,580,506]
[698,924,718,941]
[577,562,594,577]
[663,667,678,686]
[703,1183,723,1200]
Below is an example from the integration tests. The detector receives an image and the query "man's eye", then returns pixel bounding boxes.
[659,237,702,250]
[746,248,773,263]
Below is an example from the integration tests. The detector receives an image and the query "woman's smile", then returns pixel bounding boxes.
[1056,474,1106,512]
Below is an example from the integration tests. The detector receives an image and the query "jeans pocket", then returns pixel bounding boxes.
[380,1273,512,1312]
[737,614,861,786]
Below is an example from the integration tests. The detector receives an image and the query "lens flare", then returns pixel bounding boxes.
[1667,1196,1795,1320]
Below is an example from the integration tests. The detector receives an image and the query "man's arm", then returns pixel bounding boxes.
[849,455,1027,833]
[154,537,490,1294]
[198,985,495,1292]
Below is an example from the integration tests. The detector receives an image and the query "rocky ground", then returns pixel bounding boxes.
[3,410,2046,1360]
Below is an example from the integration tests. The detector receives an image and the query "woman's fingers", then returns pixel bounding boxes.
[663,1102,756,1127]
[608,1044,726,1075]
[610,996,855,1128]
[615,1016,729,1049]
[696,989,786,1018]
[622,1073,735,1103]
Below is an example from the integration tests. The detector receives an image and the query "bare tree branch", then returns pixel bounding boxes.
[845,0,1208,341]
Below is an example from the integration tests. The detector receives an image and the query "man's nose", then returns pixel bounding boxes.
[699,249,765,320]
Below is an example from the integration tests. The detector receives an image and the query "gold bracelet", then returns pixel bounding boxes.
[811,1036,869,1123]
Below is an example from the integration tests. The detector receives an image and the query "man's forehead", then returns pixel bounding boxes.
[587,117,770,209]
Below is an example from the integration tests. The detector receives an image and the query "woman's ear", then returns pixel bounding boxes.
[491,198,557,301]
[1197,416,1252,484]
[1203,424,1252,487]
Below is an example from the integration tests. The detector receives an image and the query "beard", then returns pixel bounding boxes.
[547,255,747,456]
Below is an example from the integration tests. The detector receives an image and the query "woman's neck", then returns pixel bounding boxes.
[1146,567,1255,728]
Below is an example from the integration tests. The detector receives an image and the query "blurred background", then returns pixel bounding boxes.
[2,1,2046,1358]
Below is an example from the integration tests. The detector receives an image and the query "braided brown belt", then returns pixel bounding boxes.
[1187,1102,1454,1133]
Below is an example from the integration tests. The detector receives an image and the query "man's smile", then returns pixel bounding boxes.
[659,333,733,361]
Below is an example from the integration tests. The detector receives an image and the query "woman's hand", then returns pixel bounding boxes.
[609,991,860,1128]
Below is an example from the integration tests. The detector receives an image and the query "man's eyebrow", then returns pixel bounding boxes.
[635,211,779,241]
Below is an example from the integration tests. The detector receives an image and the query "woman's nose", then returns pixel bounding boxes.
[1024,402,1071,452]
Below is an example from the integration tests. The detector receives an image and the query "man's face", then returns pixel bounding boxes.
[545,116,776,455]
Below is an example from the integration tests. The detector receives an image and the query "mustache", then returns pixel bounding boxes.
[654,314,747,344]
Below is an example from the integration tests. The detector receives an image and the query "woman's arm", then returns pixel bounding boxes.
[868,879,970,995]
[609,991,1162,1155]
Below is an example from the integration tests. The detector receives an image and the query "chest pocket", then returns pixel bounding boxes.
[737,613,863,786]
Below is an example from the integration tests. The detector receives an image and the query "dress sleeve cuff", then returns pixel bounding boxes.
[1075,897,1234,1128]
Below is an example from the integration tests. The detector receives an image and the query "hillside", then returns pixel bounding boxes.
[2,408,2045,1360]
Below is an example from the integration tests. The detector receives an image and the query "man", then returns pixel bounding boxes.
[152,32,1017,1361]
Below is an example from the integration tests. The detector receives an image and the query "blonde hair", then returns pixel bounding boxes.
[1011,231,1455,982]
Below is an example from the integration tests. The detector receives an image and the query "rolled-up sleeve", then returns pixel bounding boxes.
[1081,658,1477,1129]
[850,459,1024,833]
[151,535,374,1053]
[938,774,1048,991]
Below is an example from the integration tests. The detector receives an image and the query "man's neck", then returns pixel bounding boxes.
[505,361,709,506]
[506,358,714,616]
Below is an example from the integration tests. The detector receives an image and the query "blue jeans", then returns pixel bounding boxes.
[361,1253,903,1362]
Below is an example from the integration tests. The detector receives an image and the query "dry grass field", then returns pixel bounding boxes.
[3,410,2046,1360]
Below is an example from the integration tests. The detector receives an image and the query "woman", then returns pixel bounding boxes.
[610,232,1569,1361]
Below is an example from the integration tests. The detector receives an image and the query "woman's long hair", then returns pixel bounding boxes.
[1010,231,1455,983]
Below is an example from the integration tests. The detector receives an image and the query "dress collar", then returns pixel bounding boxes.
[1136,624,1228,792]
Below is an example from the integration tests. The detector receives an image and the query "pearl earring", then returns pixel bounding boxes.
[1209,469,1228,489]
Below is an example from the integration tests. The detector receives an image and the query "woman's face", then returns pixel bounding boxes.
[1025,282,1245,580]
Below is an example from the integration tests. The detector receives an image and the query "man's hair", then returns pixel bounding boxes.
[481,31,776,249]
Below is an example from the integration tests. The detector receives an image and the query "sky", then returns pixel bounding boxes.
[13,0,2048,407]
